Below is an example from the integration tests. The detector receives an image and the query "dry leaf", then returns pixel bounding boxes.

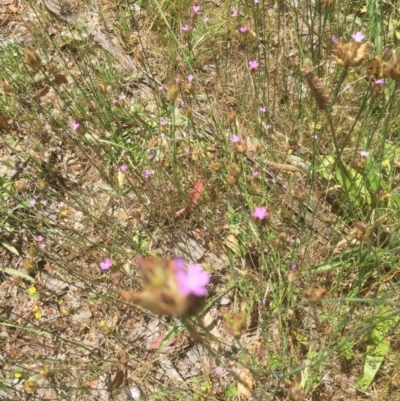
[189,178,204,205]
[237,368,254,399]
[149,334,176,350]
[8,5,19,13]
[117,170,125,187]
[224,234,241,256]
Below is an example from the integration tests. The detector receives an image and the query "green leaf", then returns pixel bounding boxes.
[1,242,19,256]
[3,268,35,282]
[356,308,393,389]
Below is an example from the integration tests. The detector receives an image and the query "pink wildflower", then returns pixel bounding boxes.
[331,35,338,44]
[204,16,209,22]
[39,243,46,249]
[120,164,128,172]
[175,263,210,297]
[160,119,166,126]
[351,31,365,43]
[259,106,267,113]
[36,235,44,242]
[29,199,36,206]
[231,9,238,17]
[192,5,200,14]
[100,258,112,271]
[375,78,385,85]
[248,60,259,70]
[72,122,80,131]
[143,170,153,178]
[187,75,194,82]
[252,170,259,177]
[230,135,240,143]
[239,26,248,33]
[182,24,190,31]
[253,206,268,220]
[358,150,369,157]
[215,366,224,375]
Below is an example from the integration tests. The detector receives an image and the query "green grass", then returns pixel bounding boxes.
[1,0,400,400]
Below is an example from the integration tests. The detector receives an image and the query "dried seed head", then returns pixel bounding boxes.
[132,210,141,219]
[226,175,236,186]
[37,179,49,191]
[388,49,400,81]
[222,310,248,338]
[234,139,247,154]
[335,37,370,67]
[21,258,37,274]
[133,49,145,66]
[292,186,307,203]
[14,180,27,192]
[24,48,42,69]
[228,163,242,177]
[23,377,39,392]
[302,59,331,110]
[97,82,108,95]
[354,221,373,242]
[288,381,305,401]
[303,284,326,303]
[226,110,236,124]
[166,84,179,102]
[182,81,194,95]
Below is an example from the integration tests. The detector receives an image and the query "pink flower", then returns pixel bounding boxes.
[331,35,338,44]
[204,16,209,22]
[143,170,153,178]
[231,9,238,17]
[37,235,44,242]
[120,164,128,172]
[375,78,385,85]
[253,206,268,220]
[230,135,240,143]
[130,387,141,400]
[252,170,259,177]
[126,138,132,144]
[39,243,46,249]
[215,366,224,375]
[158,85,165,91]
[100,258,112,271]
[351,31,365,43]
[175,263,210,297]
[254,0,260,3]
[182,24,190,31]
[192,5,200,14]
[187,74,194,82]
[358,150,369,157]
[72,122,80,131]
[248,60,259,70]
[239,26,248,33]
[29,199,36,206]
[160,119,166,126]
[259,106,267,113]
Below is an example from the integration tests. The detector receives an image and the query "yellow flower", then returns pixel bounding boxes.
[14,372,22,378]
[29,286,37,294]
[35,311,42,319]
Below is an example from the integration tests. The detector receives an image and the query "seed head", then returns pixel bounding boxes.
[24,48,42,69]
[302,59,331,110]
[335,34,370,67]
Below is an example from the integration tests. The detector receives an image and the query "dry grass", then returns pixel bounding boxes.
[1,0,400,400]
